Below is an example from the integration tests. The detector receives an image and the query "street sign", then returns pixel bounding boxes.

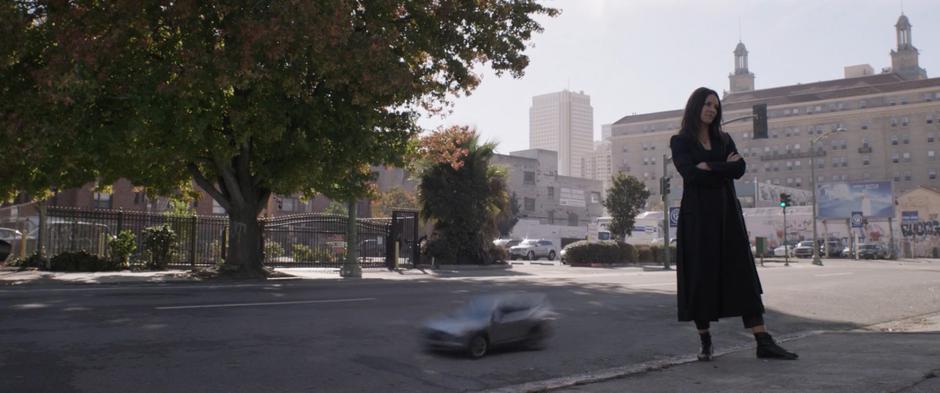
[901,211,919,223]
[669,207,680,227]
[851,211,864,228]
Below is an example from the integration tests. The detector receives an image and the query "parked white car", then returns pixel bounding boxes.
[773,243,796,257]
[509,239,557,261]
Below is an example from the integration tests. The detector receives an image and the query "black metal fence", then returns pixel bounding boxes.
[47,207,228,269]
[36,207,394,269]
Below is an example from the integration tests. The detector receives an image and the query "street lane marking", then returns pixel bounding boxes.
[815,273,854,277]
[155,297,375,310]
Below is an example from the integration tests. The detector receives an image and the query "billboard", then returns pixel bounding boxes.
[817,181,894,219]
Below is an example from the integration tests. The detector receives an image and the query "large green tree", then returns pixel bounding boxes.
[603,173,650,241]
[1,1,557,275]
[417,126,508,264]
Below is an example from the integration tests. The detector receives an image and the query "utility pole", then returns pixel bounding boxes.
[780,193,791,266]
[661,153,672,270]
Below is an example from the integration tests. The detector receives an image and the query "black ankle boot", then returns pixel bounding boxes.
[755,332,798,360]
[697,332,713,361]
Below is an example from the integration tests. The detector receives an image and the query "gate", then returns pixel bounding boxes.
[387,210,419,269]
[262,213,391,269]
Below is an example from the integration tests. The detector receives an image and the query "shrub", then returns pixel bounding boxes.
[291,244,334,263]
[142,224,178,270]
[264,242,285,259]
[650,245,677,263]
[635,245,654,262]
[486,243,508,264]
[292,244,315,262]
[49,250,120,272]
[565,240,636,265]
[617,242,638,263]
[109,230,137,268]
[10,253,47,269]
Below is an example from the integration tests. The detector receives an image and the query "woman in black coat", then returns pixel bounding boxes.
[670,87,797,361]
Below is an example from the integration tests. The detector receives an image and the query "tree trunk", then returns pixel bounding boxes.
[223,207,266,277]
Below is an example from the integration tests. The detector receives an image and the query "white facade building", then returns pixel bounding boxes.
[529,90,594,178]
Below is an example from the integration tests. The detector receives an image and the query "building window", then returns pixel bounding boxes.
[928,114,935,124]
[902,152,911,162]
[795,177,802,187]
[930,169,937,180]
[547,186,554,198]
[795,160,801,168]
[93,191,112,209]
[929,132,936,143]
[892,153,899,163]
[893,173,901,182]
[591,192,601,204]
[891,117,898,127]
[863,155,871,165]
[891,135,899,145]
[929,151,936,161]
[523,171,535,185]
[547,210,555,225]
[786,178,793,185]
[904,172,912,181]
[134,191,145,205]
[859,100,867,109]
[278,197,297,212]
[568,213,579,227]
[524,197,535,211]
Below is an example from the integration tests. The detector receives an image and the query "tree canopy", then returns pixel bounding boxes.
[603,173,650,241]
[1,1,557,275]
[416,126,508,264]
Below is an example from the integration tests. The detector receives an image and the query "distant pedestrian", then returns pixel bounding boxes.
[670,87,798,361]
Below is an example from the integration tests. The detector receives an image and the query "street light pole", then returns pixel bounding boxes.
[810,128,842,266]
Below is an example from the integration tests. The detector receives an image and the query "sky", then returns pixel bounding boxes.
[417,0,939,154]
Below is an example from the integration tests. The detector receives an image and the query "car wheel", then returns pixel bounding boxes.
[467,334,488,358]
[510,255,516,261]
[527,251,535,261]
[548,251,556,260]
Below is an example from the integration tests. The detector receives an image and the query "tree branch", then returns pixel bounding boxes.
[187,163,232,212]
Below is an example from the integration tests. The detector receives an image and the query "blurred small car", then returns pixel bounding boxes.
[421,292,557,358]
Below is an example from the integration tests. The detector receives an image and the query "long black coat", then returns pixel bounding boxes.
[670,131,764,322]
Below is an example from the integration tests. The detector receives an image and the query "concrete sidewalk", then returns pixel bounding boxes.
[539,331,940,393]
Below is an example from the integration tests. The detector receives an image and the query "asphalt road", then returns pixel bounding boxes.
[1,259,939,392]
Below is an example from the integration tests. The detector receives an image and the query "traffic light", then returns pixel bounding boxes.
[779,193,792,208]
[662,177,671,195]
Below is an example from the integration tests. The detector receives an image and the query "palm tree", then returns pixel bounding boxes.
[417,127,508,264]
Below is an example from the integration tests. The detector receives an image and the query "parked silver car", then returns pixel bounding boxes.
[509,239,556,260]
[421,292,557,358]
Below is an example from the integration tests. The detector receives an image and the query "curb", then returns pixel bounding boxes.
[475,330,824,393]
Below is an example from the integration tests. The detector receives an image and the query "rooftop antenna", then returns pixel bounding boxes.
[738,17,742,42]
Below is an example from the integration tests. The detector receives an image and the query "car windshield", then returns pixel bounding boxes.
[860,244,878,250]
[520,240,538,246]
[453,297,500,319]
[798,241,814,247]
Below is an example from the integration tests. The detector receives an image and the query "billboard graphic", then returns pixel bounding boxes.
[817,181,894,219]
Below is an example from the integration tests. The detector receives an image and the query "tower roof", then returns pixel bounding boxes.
[734,41,748,55]
[896,14,910,28]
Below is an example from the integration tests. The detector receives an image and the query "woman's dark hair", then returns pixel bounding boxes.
[678,87,722,140]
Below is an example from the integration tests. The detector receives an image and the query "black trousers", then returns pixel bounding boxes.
[695,314,764,330]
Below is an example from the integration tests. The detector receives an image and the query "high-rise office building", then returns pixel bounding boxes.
[529,90,594,178]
